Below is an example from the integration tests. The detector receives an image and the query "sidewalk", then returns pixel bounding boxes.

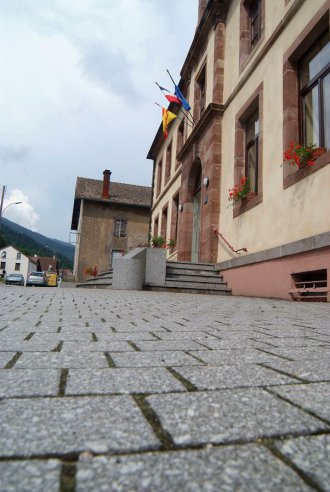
[0,286,329,491]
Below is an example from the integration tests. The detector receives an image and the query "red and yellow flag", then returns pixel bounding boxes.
[162,108,177,138]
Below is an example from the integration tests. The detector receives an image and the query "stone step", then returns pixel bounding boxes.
[167,261,219,272]
[144,285,231,296]
[76,282,112,289]
[166,268,221,277]
[166,273,225,284]
[164,280,231,291]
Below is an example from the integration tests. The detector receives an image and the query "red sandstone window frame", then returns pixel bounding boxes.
[233,83,263,218]
[282,6,330,189]
[239,0,265,73]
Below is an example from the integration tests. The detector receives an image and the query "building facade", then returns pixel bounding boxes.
[0,246,36,279]
[148,0,330,301]
[71,170,151,283]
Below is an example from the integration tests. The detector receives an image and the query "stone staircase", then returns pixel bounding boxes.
[145,261,231,296]
[76,261,231,296]
[76,269,113,289]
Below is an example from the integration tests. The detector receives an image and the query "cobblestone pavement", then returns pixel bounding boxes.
[0,285,329,491]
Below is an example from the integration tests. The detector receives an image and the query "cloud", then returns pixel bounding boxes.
[3,189,40,231]
[0,146,30,165]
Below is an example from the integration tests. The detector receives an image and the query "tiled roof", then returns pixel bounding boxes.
[75,177,152,208]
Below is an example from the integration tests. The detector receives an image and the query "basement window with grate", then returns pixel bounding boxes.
[290,269,328,302]
[114,219,127,238]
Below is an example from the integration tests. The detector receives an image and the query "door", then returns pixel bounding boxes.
[191,188,201,262]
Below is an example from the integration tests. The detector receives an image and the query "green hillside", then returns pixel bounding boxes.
[0,219,74,269]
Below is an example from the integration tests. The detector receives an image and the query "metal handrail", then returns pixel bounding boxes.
[213,228,248,255]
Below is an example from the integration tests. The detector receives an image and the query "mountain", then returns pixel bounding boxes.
[0,218,75,268]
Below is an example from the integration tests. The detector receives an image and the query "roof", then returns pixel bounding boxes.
[71,177,152,230]
[37,257,58,272]
[75,177,152,207]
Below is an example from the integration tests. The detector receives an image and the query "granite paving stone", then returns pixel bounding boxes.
[188,348,285,365]
[197,338,276,350]
[259,346,330,361]
[134,340,212,351]
[172,364,296,390]
[1,285,329,490]
[254,337,328,347]
[271,382,330,422]
[60,341,135,352]
[146,388,329,446]
[0,369,60,397]
[13,352,110,368]
[76,444,312,492]
[0,341,59,352]
[0,396,160,456]
[263,359,330,382]
[275,434,330,491]
[109,351,203,367]
[66,368,186,394]
[0,460,61,492]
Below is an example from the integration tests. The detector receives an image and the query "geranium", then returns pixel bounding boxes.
[228,177,252,203]
[283,142,321,168]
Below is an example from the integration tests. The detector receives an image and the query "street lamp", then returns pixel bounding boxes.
[0,200,23,234]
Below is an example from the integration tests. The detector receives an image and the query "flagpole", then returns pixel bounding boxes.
[156,81,194,126]
[166,69,196,126]
[154,103,193,128]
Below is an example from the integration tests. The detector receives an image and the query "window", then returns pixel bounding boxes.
[194,65,206,120]
[16,252,21,260]
[245,110,259,193]
[1,251,6,258]
[283,10,329,188]
[234,84,263,216]
[161,206,168,238]
[153,216,159,237]
[300,31,330,148]
[176,121,184,169]
[1,261,6,270]
[250,0,261,49]
[171,194,180,247]
[15,263,20,271]
[114,219,127,238]
[239,0,264,71]
[156,159,162,196]
[165,142,172,185]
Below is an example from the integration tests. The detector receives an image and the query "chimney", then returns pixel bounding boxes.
[102,169,111,199]
[198,0,208,24]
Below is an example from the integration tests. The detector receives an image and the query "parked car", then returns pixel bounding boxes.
[26,271,48,287]
[5,273,25,286]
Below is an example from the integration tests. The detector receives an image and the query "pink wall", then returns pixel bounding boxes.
[221,247,330,301]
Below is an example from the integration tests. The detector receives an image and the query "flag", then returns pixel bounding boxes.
[162,108,177,138]
[156,82,182,106]
[164,94,182,105]
[174,85,191,111]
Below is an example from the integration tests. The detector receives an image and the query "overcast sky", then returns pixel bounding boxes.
[0,0,197,241]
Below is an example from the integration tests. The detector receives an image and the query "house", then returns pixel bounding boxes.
[71,170,152,283]
[0,246,37,279]
[147,0,329,301]
[34,256,59,274]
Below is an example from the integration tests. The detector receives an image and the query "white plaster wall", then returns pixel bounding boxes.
[0,245,30,278]
[219,0,330,262]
